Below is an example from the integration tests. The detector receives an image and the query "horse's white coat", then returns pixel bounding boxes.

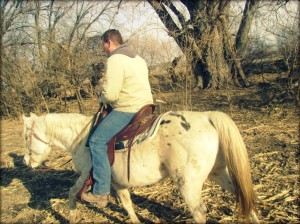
[23,111,259,223]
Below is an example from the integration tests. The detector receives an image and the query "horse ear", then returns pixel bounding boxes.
[23,115,31,128]
[30,112,37,118]
[23,113,36,127]
[22,114,29,123]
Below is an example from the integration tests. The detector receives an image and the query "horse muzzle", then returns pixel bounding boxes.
[23,155,40,168]
[23,154,30,166]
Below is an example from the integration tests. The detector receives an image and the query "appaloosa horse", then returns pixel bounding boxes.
[23,110,259,223]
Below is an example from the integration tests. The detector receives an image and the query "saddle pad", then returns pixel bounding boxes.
[114,111,172,152]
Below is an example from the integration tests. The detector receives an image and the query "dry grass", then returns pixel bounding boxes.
[1,79,299,223]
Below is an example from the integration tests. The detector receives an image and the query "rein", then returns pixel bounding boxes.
[68,118,93,150]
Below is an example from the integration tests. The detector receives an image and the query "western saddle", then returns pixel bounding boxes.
[77,104,157,201]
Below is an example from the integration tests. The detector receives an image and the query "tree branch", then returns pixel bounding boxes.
[146,0,180,34]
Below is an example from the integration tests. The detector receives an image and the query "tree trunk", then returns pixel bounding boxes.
[34,0,44,67]
[75,88,85,114]
[147,0,258,89]
[235,0,260,59]
[220,15,250,87]
[189,3,234,90]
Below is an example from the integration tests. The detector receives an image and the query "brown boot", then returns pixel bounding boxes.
[81,192,109,207]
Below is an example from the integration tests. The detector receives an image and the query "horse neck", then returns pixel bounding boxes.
[43,113,93,153]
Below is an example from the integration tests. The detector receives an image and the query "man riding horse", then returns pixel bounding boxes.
[82,29,154,206]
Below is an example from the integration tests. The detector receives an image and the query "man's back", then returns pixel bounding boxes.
[102,52,153,112]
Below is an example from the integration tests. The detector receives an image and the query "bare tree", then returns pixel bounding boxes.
[50,1,118,113]
[146,0,261,90]
[0,0,38,117]
[264,0,299,104]
[1,0,120,116]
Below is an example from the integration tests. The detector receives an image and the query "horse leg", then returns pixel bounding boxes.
[209,166,259,223]
[67,144,92,223]
[112,183,140,223]
[68,171,90,223]
[179,180,207,222]
[174,167,208,223]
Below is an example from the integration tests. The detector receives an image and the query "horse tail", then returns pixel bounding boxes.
[208,111,257,221]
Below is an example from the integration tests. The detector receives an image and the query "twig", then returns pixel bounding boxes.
[243,124,266,132]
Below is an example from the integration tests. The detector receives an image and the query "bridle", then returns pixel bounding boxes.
[25,121,73,169]
[25,118,92,169]
[25,121,52,167]
[25,116,94,169]
[26,122,51,147]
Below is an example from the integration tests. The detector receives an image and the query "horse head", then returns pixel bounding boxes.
[23,113,52,168]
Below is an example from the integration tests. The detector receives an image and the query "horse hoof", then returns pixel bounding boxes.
[69,210,80,224]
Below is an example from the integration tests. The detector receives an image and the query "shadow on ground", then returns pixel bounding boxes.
[1,153,188,223]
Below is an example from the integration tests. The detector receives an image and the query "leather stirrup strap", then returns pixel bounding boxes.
[126,115,157,181]
[126,122,141,181]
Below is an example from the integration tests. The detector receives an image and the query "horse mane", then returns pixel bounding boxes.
[41,113,93,146]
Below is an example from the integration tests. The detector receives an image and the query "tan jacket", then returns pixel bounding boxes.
[100,45,153,112]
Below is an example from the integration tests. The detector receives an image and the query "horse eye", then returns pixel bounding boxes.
[25,135,29,141]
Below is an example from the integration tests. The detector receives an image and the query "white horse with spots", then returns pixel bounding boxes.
[23,111,259,223]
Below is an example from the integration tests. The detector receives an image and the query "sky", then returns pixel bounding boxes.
[109,1,299,47]
[3,0,298,64]
[111,1,171,40]
[86,0,299,64]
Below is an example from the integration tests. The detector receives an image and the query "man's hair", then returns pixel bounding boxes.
[101,29,123,45]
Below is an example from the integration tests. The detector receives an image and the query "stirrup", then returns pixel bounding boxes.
[76,175,94,201]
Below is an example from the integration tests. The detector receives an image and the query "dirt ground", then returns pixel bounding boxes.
[1,75,299,223]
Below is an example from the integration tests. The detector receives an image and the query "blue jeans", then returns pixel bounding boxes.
[89,110,135,195]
